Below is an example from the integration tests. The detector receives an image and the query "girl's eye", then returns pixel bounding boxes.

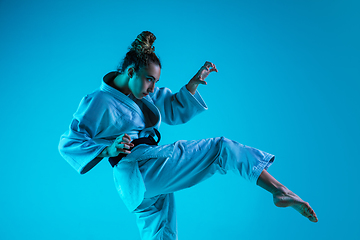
[147,78,153,82]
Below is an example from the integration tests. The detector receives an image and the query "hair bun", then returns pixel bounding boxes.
[118,31,161,73]
[131,31,156,54]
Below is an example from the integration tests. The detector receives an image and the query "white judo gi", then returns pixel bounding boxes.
[59,72,275,240]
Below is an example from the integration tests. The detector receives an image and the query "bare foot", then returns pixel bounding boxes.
[273,187,318,222]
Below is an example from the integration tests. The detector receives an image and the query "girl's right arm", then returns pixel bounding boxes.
[58,93,127,174]
[97,134,134,157]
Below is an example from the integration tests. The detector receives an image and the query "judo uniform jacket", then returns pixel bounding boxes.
[59,71,209,211]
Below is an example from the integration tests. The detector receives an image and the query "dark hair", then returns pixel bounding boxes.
[117,31,161,73]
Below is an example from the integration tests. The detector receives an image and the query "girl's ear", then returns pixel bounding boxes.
[127,67,135,78]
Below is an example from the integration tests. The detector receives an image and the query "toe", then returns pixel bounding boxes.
[309,215,318,222]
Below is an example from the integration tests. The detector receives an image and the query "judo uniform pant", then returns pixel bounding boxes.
[127,137,274,240]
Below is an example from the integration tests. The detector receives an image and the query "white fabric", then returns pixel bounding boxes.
[128,137,274,240]
[59,71,208,209]
[59,72,275,240]
[133,193,177,240]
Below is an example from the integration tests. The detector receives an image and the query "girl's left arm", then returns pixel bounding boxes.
[186,61,218,95]
[151,61,218,125]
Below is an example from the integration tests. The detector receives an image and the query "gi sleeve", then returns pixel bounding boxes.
[150,85,208,125]
[58,93,109,174]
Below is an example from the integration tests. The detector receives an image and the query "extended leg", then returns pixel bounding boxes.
[256,170,318,222]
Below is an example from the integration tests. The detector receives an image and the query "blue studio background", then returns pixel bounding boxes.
[1,0,359,239]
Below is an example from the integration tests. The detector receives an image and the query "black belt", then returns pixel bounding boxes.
[109,129,161,167]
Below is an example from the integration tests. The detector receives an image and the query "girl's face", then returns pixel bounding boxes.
[129,62,161,99]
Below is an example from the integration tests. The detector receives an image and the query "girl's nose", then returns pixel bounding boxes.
[148,82,155,93]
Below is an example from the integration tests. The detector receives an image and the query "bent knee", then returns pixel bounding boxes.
[216,136,238,150]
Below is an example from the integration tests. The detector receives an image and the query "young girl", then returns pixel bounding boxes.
[59,31,317,240]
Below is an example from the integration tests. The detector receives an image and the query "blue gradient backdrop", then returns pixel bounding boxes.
[1,0,359,239]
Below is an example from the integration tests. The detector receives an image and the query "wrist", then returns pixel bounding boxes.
[186,82,198,95]
[98,146,110,157]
